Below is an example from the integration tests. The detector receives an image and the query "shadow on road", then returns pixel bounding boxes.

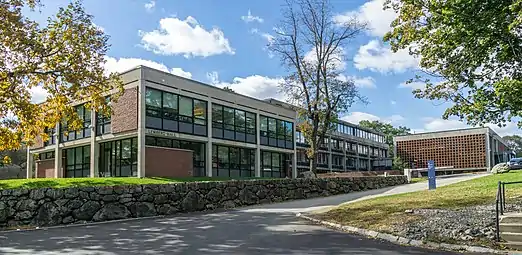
[0,207,458,255]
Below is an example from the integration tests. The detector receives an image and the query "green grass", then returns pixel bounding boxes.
[0,176,268,190]
[315,172,522,246]
[410,177,428,184]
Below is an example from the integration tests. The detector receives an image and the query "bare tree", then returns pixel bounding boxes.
[270,0,367,173]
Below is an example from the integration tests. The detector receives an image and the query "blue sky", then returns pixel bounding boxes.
[29,0,520,136]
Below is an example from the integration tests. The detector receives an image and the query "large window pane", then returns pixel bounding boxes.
[260,116,268,132]
[194,100,206,120]
[268,118,276,137]
[224,107,235,130]
[235,110,245,129]
[145,88,162,107]
[163,92,178,109]
[179,96,193,116]
[285,122,293,141]
[212,105,223,123]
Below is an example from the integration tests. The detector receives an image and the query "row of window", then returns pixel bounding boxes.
[262,151,289,178]
[44,101,112,146]
[145,88,207,136]
[212,104,256,143]
[212,144,255,178]
[99,137,138,177]
[64,145,90,178]
[260,116,294,149]
[336,123,385,143]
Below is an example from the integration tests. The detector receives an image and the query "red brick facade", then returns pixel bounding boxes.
[111,88,138,134]
[396,134,487,169]
[36,159,55,178]
[145,146,194,177]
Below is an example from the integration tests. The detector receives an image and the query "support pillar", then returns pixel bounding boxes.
[137,80,146,178]
[90,108,98,177]
[26,147,33,179]
[54,122,62,178]
[206,100,213,177]
[255,111,261,177]
[328,136,332,172]
[342,140,347,172]
[485,130,492,171]
[292,118,297,178]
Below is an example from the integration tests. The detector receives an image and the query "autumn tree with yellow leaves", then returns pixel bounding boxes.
[0,0,122,156]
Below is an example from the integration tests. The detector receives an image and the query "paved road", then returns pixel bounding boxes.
[0,174,485,255]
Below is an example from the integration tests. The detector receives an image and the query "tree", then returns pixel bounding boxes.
[358,120,410,157]
[0,0,122,152]
[503,135,522,157]
[270,0,367,173]
[384,0,522,129]
[392,156,408,171]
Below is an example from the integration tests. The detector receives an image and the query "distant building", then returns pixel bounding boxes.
[394,127,511,171]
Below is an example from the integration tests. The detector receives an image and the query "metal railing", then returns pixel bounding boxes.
[495,181,522,242]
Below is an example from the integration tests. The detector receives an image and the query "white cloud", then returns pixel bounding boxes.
[139,16,234,58]
[399,81,425,90]
[104,56,192,79]
[144,0,155,12]
[213,75,285,101]
[30,86,48,103]
[391,100,397,105]
[250,28,275,44]
[334,0,397,37]
[341,111,404,124]
[206,71,219,85]
[352,76,376,89]
[304,47,346,71]
[241,10,264,23]
[354,40,419,74]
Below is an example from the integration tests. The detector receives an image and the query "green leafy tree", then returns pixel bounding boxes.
[392,156,408,171]
[358,120,410,157]
[270,0,367,173]
[0,0,123,152]
[503,135,522,157]
[384,0,522,129]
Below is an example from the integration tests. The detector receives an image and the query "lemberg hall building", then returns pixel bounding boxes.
[27,66,391,179]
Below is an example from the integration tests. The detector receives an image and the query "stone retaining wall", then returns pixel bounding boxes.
[0,176,407,228]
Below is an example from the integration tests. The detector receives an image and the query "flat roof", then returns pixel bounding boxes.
[395,126,488,137]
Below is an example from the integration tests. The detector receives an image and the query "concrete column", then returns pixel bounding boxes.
[206,100,213,177]
[89,108,98,177]
[328,136,332,172]
[355,142,359,171]
[292,118,297,178]
[26,147,33,179]
[54,122,62,178]
[485,130,492,171]
[255,111,261,177]
[137,79,146,178]
[342,140,347,172]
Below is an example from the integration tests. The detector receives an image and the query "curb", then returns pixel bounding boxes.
[296,213,511,254]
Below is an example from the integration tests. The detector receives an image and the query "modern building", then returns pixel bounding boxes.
[27,65,390,179]
[394,127,512,171]
[264,99,391,174]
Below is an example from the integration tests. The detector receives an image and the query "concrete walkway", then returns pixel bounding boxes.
[242,172,489,214]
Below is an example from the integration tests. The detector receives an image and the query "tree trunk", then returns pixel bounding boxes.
[309,157,317,174]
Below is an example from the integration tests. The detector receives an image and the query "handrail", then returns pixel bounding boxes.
[495,180,522,242]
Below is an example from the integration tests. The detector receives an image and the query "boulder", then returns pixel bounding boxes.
[73,201,101,220]
[92,203,130,221]
[297,171,317,179]
[491,163,510,174]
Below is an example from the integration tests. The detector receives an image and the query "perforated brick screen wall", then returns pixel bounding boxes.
[396,134,487,169]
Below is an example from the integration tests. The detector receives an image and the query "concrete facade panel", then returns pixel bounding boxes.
[145,146,193,177]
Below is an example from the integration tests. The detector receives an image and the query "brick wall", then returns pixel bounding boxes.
[396,134,487,169]
[36,159,55,178]
[111,88,138,134]
[145,146,193,177]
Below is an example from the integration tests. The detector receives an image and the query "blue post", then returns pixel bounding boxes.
[428,160,436,190]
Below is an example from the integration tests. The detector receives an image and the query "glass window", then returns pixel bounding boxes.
[285,122,293,141]
[65,145,90,178]
[163,92,178,109]
[268,118,276,137]
[99,138,138,177]
[224,107,235,130]
[179,96,193,117]
[235,110,245,129]
[212,105,223,123]
[260,116,268,132]
[145,88,162,107]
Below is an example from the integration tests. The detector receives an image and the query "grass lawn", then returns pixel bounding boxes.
[0,176,267,190]
[410,177,428,184]
[315,172,522,235]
